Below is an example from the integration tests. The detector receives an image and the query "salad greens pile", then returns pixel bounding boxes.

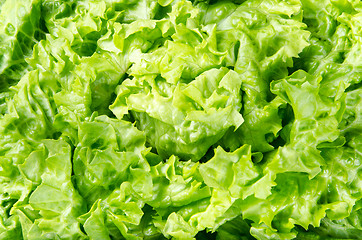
[0,0,361,239]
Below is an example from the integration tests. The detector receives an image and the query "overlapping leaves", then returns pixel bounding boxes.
[0,0,361,239]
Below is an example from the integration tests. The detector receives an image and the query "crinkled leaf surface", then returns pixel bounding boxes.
[0,0,361,240]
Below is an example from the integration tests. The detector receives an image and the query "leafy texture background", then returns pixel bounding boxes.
[0,0,361,239]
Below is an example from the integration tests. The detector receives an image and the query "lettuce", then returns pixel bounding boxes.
[0,0,361,239]
[0,0,43,82]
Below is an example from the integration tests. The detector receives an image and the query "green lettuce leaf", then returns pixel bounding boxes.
[1,0,362,239]
[214,0,310,153]
[73,115,147,205]
[1,139,87,240]
[111,67,243,161]
[0,0,43,81]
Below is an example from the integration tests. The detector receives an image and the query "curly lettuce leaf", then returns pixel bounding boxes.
[1,139,87,240]
[111,67,243,161]
[0,0,362,239]
[213,0,310,153]
[0,0,43,81]
[73,115,147,205]
[78,144,261,239]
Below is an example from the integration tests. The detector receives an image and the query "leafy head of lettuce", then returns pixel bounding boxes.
[0,0,362,240]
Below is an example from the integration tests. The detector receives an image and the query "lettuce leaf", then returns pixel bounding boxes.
[0,0,362,239]
[111,67,243,161]
[0,0,46,87]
